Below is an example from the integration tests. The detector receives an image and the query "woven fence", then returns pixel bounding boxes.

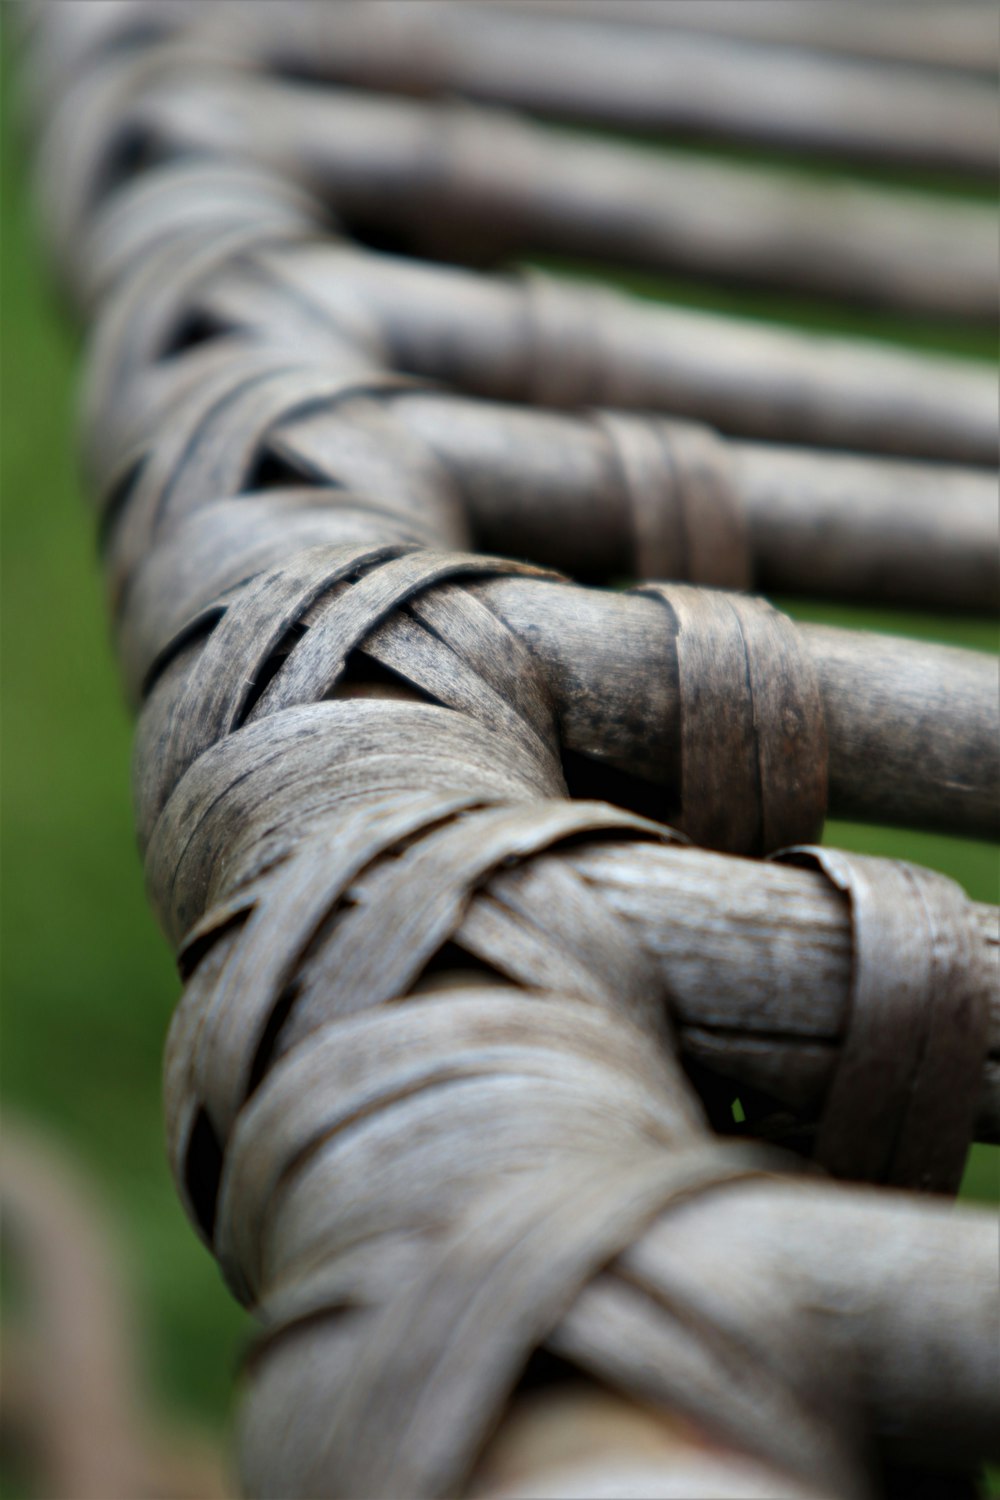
[15,2,999,1496]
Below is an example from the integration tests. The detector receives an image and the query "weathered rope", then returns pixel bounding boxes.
[21,3,1000,1496]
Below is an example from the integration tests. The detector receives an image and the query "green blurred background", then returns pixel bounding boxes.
[1,26,997,1482]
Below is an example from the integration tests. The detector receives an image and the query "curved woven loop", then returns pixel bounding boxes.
[120,493,451,704]
[774,847,991,1192]
[143,697,565,947]
[135,541,564,838]
[166,798,680,1242]
[82,221,345,472]
[101,357,469,614]
[598,412,751,589]
[634,584,828,854]
[278,1145,812,1500]
[19,8,1000,1497]
[233,1117,849,1500]
[35,38,249,285]
[95,347,428,530]
[214,994,692,1301]
[79,158,324,313]
[165,792,673,1205]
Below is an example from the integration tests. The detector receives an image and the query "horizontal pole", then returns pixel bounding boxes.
[35,48,997,324]
[174,1,1000,174]
[69,171,998,466]
[129,74,997,320]
[512,0,1000,78]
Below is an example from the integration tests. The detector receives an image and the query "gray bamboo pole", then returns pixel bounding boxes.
[25,0,1000,170]
[88,331,999,614]
[384,393,1000,610]
[730,444,999,608]
[515,0,1000,78]
[34,45,998,323]
[73,170,998,465]
[130,73,1000,321]
[225,1,1000,175]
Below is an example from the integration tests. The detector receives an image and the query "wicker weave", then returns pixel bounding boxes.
[21,3,999,1496]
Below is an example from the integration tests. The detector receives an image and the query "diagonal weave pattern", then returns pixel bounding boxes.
[20,3,999,1496]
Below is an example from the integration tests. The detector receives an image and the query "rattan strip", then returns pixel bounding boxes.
[23,4,1000,1497]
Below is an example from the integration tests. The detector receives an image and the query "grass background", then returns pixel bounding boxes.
[1,25,997,1483]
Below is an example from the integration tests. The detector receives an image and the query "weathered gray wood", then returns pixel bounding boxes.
[77,203,999,466]
[34,43,998,323]
[514,0,1000,77]
[27,1,999,211]
[93,350,998,614]
[123,75,999,320]
[22,5,1000,1497]
[123,510,999,849]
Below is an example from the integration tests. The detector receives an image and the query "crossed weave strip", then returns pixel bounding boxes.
[22,4,1000,1496]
